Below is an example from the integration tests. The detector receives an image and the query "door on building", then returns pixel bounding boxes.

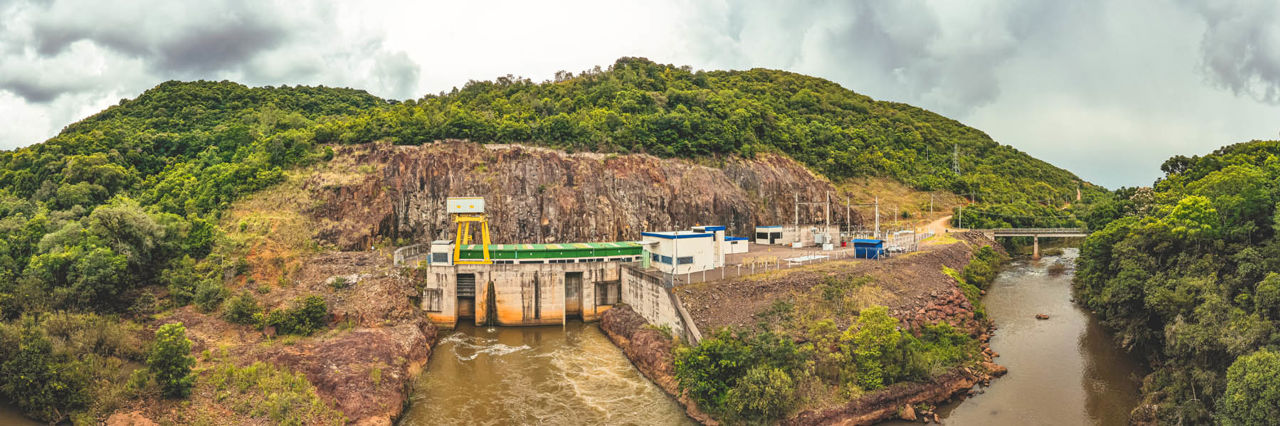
[565,272,583,320]
[456,273,476,320]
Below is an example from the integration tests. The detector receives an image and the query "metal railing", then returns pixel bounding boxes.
[981,228,1088,235]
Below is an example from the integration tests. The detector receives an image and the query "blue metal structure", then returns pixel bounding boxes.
[853,239,885,259]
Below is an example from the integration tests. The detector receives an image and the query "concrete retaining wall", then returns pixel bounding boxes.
[620,265,702,343]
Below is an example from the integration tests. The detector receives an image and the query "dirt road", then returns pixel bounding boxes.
[924,215,953,235]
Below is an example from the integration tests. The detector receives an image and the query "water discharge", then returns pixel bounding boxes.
[896,248,1145,425]
[400,321,693,425]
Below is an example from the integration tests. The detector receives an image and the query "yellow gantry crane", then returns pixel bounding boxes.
[448,197,492,264]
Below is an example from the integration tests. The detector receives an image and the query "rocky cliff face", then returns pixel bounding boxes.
[308,141,859,249]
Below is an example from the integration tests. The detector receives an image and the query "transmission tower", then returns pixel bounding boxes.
[952,143,961,176]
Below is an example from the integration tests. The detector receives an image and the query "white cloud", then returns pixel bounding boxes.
[1,0,1279,189]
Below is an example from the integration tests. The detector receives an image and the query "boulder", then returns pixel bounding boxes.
[900,404,917,421]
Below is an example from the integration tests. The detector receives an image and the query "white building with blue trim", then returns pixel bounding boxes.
[641,225,741,275]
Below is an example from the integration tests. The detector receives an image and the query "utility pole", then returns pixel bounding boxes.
[825,191,830,234]
[846,199,851,233]
[929,194,934,215]
[958,205,963,229]
[874,197,880,238]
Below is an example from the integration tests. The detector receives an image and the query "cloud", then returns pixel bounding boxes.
[679,0,1057,117]
[0,0,421,105]
[1,0,1278,190]
[1180,0,1280,103]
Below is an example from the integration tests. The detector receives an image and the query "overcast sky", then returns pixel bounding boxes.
[2,0,1279,188]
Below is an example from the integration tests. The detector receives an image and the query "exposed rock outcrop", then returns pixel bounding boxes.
[257,318,438,425]
[600,305,717,425]
[308,141,856,250]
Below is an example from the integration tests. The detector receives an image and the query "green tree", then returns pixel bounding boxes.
[223,291,261,325]
[842,305,905,389]
[0,323,87,422]
[1220,349,1280,425]
[724,365,795,421]
[1164,195,1217,239]
[148,322,195,398]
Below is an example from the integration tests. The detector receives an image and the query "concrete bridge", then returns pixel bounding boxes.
[969,228,1089,259]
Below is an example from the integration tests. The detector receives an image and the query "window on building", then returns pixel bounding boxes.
[430,252,449,264]
[660,255,673,264]
[756,232,768,240]
[424,288,443,312]
[677,256,694,265]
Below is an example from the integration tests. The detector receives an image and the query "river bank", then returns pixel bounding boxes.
[897,248,1144,425]
[603,232,1010,424]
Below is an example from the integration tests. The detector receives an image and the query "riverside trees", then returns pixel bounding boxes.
[1075,140,1280,423]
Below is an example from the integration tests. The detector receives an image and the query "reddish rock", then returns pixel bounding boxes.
[1035,314,1050,320]
[106,411,158,426]
[256,318,437,425]
[982,362,1008,377]
[900,404,917,421]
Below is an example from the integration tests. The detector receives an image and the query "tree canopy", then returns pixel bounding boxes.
[1074,139,1280,423]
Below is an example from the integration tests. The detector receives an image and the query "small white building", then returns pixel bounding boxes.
[725,236,750,254]
[755,225,786,245]
[755,225,837,247]
[641,230,717,274]
[691,225,727,268]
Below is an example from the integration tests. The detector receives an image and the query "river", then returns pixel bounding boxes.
[903,248,1145,425]
[399,321,693,425]
[401,249,1140,425]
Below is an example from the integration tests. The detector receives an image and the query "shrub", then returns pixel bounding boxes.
[148,323,195,398]
[674,329,806,421]
[223,292,261,325]
[1220,349,1280,425]
[208,361,345,425]
[329,276,350,290]
[193,279,227,312]
[843,305,905,389]
[725,365,795,420]
[264,296,328,336]
[0,323,89,422]
[162,256,199,306]
[674,330,752,413]
[962,246,1005,290]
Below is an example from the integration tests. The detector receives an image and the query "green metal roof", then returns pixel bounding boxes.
[457,241,643,260]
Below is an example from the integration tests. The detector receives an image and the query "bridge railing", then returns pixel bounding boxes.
[986,228,1086,234]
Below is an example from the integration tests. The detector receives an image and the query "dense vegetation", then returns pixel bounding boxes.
[1074,140,1280,424]
[311,57,1099,203]
[0,57,1087,421]
[675,307,978,423]
[0,81,365,421]
[673,244,1003,423]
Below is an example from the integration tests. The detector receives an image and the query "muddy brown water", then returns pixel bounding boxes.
[892,248,1144,425]
[399,321,693,425]
[0,402,38,426]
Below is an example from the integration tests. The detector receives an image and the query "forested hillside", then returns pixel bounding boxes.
[0,58,1092,422]
[313,57,1099,204]
[1074,140,1280,424]
[0,81,383,422]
